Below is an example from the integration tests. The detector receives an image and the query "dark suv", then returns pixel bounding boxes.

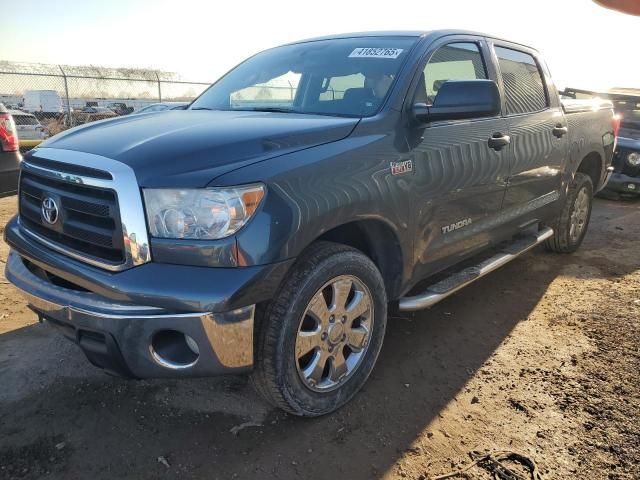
[606,107,640,197]
[5,31,615,416]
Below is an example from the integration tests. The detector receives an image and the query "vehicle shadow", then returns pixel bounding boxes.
[0,255,565,480]
[0,198,636,479]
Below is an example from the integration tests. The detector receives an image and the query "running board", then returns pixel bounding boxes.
[398,227,554,312]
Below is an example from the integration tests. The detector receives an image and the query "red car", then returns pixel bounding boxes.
[0,103,21,197]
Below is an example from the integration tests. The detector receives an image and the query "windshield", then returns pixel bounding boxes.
[190,36,417,117]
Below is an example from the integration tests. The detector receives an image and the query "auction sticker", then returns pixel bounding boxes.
[349,48,404,59]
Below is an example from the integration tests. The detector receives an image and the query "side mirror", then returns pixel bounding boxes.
[413,79,501,123]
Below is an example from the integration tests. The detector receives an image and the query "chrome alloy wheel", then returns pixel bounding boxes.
[295,275,374,392]
[569,187,590,242]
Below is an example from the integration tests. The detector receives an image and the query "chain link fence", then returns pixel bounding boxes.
[0,61,211,137]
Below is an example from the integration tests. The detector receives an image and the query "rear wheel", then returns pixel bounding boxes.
[545,172,594,253]
[251,242,387,416]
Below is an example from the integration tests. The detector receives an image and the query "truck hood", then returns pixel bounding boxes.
[617,136,640,150]
[38,110,359,187]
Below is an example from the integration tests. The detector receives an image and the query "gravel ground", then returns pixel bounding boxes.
[0,196,638,480]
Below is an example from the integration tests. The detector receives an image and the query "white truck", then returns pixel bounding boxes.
[23,90,63,115]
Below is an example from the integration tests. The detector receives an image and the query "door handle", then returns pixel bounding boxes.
[488,133,510,151]
[552,125,568,138]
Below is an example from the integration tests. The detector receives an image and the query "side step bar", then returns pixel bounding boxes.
[398,227,554,312]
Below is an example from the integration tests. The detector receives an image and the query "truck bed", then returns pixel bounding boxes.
[561,97,613,114]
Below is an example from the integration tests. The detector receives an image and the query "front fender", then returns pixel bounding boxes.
[213,130,414,271]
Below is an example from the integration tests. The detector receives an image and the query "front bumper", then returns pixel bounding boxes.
[4,216,293,378]
[603,172,640,195]
[6,250,255,378]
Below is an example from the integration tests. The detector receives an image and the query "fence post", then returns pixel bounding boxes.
[58,65,73,127]
[155,72,162,102]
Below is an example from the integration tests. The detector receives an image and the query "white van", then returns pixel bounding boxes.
[23,90,63,114]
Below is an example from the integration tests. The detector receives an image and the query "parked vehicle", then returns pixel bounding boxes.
[562,88,640,198]
[69,108,117,125]
[23,90,63,115]
[5,31,616,416]
[81,106,116,114]
[606,118,640,197]
[105,102,134,115]
[9,110,48,151]
[0,104,21,197]
[134,102,188,114]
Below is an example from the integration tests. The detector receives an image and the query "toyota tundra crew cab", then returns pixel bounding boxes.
[4,31,615,416]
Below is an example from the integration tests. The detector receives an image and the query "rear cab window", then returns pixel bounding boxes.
[318,74,366,101]
[494,46,548,115]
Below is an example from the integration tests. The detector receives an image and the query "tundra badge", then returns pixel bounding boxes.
[442,218,472,234]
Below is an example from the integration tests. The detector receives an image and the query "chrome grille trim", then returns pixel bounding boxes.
[20,147,151,271]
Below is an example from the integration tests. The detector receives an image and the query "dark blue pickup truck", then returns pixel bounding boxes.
[5,31,615,416]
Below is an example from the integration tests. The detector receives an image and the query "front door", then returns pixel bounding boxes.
[408,40,511,280]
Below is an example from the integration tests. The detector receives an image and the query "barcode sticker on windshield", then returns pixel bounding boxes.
[349,48,404,59]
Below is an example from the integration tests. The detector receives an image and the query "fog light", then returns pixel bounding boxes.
[150,330,200,369]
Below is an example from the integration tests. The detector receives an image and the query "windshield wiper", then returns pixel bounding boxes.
[191,107,214,111]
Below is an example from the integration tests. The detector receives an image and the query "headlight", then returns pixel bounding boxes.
[143,184,265,240]
[627,152,640,167]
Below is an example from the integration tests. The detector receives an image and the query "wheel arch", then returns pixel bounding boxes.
[314,219,405,300]
[575,151,603,190]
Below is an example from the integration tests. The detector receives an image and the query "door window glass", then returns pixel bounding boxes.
[494,46,548,114]
[418,42,487,104]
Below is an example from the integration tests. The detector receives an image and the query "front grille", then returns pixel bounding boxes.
[612,148,640,178]
[19,169,125,264]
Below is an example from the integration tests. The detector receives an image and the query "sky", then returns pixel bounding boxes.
[2,0,638,91]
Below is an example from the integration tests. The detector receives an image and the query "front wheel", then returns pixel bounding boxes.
[545,172,594,253]
[251,242,387,416]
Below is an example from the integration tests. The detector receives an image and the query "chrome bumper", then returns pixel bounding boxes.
[5,251,254,378]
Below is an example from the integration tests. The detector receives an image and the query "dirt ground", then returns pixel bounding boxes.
[0,195,638,480]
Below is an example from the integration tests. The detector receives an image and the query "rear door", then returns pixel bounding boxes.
[490,42,568,211]
[407,37,511,278]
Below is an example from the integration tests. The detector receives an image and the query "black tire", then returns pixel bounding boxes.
[251,241,387,417]
[545,172,594,253]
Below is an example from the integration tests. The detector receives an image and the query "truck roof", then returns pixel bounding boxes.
[286,30,538,51]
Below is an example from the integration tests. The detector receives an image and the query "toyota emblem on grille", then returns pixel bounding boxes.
[41,197,59,225]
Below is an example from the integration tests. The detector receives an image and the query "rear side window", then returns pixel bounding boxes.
[419,42,487,104]
[494,46,548,115]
